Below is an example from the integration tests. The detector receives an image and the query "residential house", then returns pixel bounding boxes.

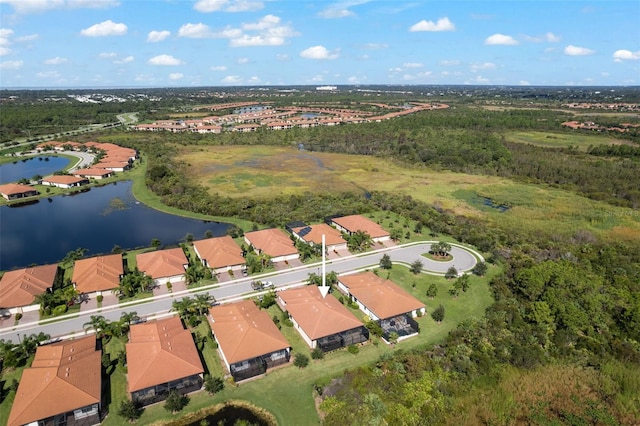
[7,335,102,426]
[0,264,58,314]
[290,223,348,252]
[244,228,299,263]
[337,271,425,342]
[41,175,89,189]
[193,236,246,275]
[126,316,204,405]
[136,248,188,286]
[277,286,369,352]
[208,300,290,381]
[330,214,391,243]
[0,183,39,200]
[72,254,123,297]
[73,168,114,180]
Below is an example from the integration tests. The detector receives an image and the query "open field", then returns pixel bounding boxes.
[504,130,636,150]
[177,145,640,241]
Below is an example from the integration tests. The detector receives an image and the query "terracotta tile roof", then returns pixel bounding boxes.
[244,228,297,258]
[0,264,58,308]
[291,223,346,246]
[277,286,364,340]
[338,271,425,319]
[194,236,245,270]
[0,183,39,197]
[42,175,88,185]
[73,168,113,177]
[208,300,290,365]
[8,336,101,426]
[331,215,390,239]
[136,248,188,280]
[126,317,204,393]
[72,254,123,293]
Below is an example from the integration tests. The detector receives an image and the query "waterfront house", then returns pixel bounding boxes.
[136,248,188,286]
[0,183,39,200]
[72,254,123,297]
[193,236,246,275]
[0,264,58,315]
[244,228,299,263]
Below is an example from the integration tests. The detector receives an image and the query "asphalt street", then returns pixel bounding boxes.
[0,242,481,344]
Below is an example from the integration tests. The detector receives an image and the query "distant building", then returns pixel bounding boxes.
[316,86,338,91]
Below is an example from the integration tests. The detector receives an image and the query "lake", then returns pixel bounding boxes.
[0,156,71,184]
[0,181,232,270]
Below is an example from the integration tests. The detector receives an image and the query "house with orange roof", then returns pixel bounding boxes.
[290,223,347,252]
[7,335,102,426]
[193,236,246,274]
[136,248,188,285]
[276,286,369,352]
[126,316,204,405]
[73,168,114,180]
[337,271,425,342]
[0,264,58,314]
[244,228,299,263]
[208,300,290,381]
[0,183,39,200]
[331,214,390,243]
[72,254,123,297]
[41,175,89,189]
[94,160,130,172]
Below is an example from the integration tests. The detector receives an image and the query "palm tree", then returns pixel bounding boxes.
[83,315,108,337]
[193,294,214,315]
[118,311,140,336]
[171,297,196,322]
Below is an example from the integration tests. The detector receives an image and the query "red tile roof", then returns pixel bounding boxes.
[73,168,113,177]
[72,254,123,293]
[338,271,425,319]
[194,236,245,270]
[8,336,101,426]
[208,300,290,365]
[291,223,346,246]
[331,215,390,239]
[136,248,188,280]
[244,228,297,258]
[0,264,58,308]
[277,286,364,340]
[126,317,204,393]
[0,183,39,197]
[42,175,88,185]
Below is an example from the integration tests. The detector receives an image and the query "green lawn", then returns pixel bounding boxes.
[504,130,633,151]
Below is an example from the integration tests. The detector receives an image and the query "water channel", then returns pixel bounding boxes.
[0,180,231,270]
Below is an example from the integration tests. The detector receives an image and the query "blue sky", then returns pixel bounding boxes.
[0,0,638,88]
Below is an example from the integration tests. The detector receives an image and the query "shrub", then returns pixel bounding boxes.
[311,347,325,360]
[96,295,104,303]
[164,390,189,413]
[52,304,67,316]
[15,313,23,321]
[118,399,142,421]
[204,375,225,395]
[294,353,310,368]
[347,345,359,354]
[431,304,445,322]
[426,283,438,298]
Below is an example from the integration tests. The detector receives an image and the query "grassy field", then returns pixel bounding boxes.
[504,130,635,150]
[177,145,640,242]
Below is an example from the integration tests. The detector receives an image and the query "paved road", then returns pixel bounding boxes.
[0,242,481,343]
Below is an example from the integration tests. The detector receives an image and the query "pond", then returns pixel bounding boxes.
[0,156,71,184]
[0,180,232,270]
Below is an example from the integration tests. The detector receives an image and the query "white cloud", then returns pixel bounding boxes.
[485,33,518,45]
[80,20,127,37]
[147,30,170,42]
[300,45,339,60]
[98,52,117,59]
[178,23,213,38]
[318,0,371,19]
[210,65,227,71]
[0,0,118,14]
[44,56,67,64]
[403,62,423,68]
[148,54,184,65]
[237,57,249,64]
[15,34,39,42]
[564,44,595,56]
[169,72,184,80]
[221,75,242,84]
[0,59,22,69]
[194,0,263,13]
[362,43,388,50]
[230,34,282,47]
[242,14,279,30]
[0,47,10,56]
[410,17,455,32]
[613,49,640,62]
[113,55,134,64]
[276,53,289,61]
[524,32,561,43]
[519,80,530,86]
[470,62,496,72]
[0,28,14,42]
[545,32,561,42]
[440,59,460,66]
[246,76,261,84]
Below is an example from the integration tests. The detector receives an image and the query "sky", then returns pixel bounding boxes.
[0,0,639,88]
